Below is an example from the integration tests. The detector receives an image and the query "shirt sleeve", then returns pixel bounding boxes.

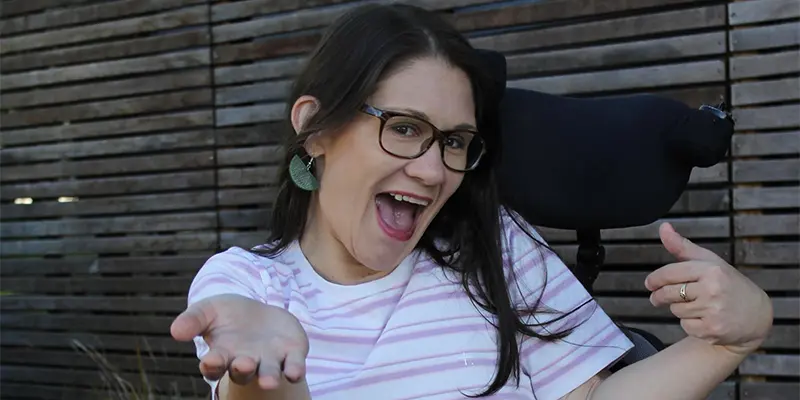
[500,210,634,400]
[186,246,283,398]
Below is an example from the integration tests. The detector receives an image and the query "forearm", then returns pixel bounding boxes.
[218,373,312,400]
[590,337,746,400]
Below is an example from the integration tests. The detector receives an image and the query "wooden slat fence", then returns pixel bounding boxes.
[1,0,797,399]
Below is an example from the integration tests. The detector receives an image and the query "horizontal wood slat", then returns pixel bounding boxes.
[1,134,215,167]
[0,111,214,147]
[1,191,216,220]
[736,241,800,266]
[732,131,800,156]
[740,354,800,377]
[595,269,800,293]
[1,88,213,129]
[1,233,218,257]
[732,104,800,131]
[729,21,800,52]
[0,296,187,313]
[0,382,206,400]
[729,0,800,25]
[1,48,211,91]
[506,32,726,78]
[1,0,106,19]
[1,29,210,74]
[470,5,726,53]
[734,187,799,210]
[730,50,800,79]
[600,297,798,319]
[1,6,209,55]
[740,382,800,400]
[625,323,798,350]
[509,60,726,95]
[210,0,500,43]
[0,314,175,335]
[1,348,196,375]
[1,276,195,295]
[215,57,304,85]
[732,77,800,106]
[453,0,698,32]
[735,214,800,237]
[2,69,212,110]
[1,212,217,238]
[733,159,800,183]
[0,364,202,394]
[0,255,209,277]
[0,0,207,36]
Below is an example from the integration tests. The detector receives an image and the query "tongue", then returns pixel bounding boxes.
[376,194,417,232]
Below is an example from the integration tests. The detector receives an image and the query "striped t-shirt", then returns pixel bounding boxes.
[188,211,633,399]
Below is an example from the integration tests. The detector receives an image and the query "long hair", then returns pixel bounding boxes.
[256,4,585,396]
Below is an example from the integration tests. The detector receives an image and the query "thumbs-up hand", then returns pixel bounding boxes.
[645,223,773,355]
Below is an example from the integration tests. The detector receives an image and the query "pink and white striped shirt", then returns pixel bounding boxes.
[189,211,633,399]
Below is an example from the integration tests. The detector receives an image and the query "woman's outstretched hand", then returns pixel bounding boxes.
[645,223,773,355]
[170,294,310,390]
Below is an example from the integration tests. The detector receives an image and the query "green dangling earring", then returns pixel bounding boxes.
[289,154,320,191]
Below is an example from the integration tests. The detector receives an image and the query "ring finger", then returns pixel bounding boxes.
[651,281,699,306]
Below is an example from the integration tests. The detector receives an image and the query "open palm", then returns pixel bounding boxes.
[170,293,310,389]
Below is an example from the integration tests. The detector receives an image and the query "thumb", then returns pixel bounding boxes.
[170,300,214,342]
[659,222,722,263]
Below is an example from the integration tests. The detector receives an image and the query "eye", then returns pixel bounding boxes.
[445,133,467,150]
[389,123,421,137]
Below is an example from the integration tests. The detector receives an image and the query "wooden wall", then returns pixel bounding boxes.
[0,0,797,399]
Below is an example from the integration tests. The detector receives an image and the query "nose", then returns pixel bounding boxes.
[404,143,447,186]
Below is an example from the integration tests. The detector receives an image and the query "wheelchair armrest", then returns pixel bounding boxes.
[610,326,667,372]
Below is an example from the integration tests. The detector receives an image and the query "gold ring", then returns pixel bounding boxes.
[679,283,688,302]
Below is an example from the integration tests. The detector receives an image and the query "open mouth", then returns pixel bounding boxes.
[374,192,430,241]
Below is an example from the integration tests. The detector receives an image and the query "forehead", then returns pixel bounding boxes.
[370,57,476,128]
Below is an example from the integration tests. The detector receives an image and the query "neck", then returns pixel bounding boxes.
[299,200,390,285]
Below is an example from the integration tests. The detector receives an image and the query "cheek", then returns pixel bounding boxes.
[317,140,382,232]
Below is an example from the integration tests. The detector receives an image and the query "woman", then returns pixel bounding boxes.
[171,4,773,400]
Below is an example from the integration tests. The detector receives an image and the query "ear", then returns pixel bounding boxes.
[290,95,320,135]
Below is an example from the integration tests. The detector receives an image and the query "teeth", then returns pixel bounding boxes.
[390,193,429,207]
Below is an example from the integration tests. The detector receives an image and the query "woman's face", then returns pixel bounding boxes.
[298,56,476,278]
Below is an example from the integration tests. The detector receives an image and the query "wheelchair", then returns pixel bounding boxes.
[480,49,736,368]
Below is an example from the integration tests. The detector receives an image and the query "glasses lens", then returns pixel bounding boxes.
[381,115,434,157]
[380,115,484,171]
[443,133,483,171]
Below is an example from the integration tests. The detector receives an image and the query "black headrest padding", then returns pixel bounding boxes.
[495,88,733,231]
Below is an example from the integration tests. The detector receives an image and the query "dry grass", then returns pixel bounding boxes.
[71,339,184,400]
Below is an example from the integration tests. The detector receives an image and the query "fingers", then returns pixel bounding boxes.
[650,282,698,306]
[200,348,232,381]
[659,222,725,264]
[256,352,283,390]
[645,261,707,292]
[229,356,258,385]
[171,301,213,342]
[200,348,297,390]
[283,347,307,383]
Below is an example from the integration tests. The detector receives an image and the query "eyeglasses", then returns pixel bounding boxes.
[359,104,486,172]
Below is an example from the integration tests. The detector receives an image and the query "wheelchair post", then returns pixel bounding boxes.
[575,229,605,295]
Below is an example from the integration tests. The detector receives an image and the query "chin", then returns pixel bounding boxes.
[356,238,417,273]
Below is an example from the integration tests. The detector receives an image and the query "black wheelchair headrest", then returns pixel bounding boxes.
[479,50,734,231]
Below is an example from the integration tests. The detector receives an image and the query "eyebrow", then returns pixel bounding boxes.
[393,107,478,131]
